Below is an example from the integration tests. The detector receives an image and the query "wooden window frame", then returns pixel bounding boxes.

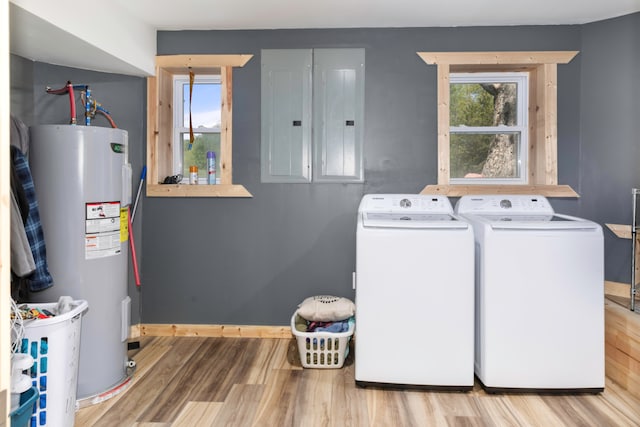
[417,51,579,198]
[146,54,253,197]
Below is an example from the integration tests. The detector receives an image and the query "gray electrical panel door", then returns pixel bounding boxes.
[313,48,365,182]
[261,49,312,182]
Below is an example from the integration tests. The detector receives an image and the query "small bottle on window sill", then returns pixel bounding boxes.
[189,165,198,185]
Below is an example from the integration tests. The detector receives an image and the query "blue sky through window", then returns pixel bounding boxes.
[183,83,221,128]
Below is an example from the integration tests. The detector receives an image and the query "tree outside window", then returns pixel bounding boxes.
[449,72,527,184]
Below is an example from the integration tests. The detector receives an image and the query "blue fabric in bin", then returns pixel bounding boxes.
[10,386,38,427]
[314,319,351,333]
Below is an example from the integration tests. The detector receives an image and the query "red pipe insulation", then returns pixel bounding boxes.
[67,82,76,124]
[45,81,77,124]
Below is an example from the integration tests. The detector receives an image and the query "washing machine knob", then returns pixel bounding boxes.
[500,199,512,209]
[400,198,412,208]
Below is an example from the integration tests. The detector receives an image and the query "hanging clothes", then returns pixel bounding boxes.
[10,119,54,292]
[10,114,29,156]
[10,188,35,277]
[10,143,34,276]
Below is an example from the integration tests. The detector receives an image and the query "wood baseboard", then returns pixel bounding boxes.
[130,323,292,339]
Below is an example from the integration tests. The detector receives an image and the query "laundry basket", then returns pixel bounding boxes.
[291,312,354,369]
[19,299,88,427]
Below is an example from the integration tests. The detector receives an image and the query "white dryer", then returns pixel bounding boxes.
[355,194,475,388]
[455,195,604,392]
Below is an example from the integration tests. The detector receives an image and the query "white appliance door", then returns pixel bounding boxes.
[355,226,475,386]
[478,228,604,389]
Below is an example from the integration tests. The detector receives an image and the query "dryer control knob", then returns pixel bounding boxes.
[400,198,412,208]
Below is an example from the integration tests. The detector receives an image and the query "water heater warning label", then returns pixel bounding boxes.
[85,201,121,259]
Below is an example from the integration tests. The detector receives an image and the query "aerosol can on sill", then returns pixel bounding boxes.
[207,151,216,185]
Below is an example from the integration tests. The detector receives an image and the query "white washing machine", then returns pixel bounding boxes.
[355,194,475,388]
[455,195,604,392]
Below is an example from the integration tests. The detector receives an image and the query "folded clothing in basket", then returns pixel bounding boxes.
[295,314,355,333]
[309,318,353,333]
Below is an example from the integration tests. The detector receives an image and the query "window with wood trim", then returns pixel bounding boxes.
[173,74,221,184]
[417,51,579,198]
[146,54,253,197]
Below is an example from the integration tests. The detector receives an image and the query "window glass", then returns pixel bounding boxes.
[181,133,221,183]
[450,133,520,179]
[182,83,221,128]
[174,75,221,183]
[450,73,527,184]
[450,83,518,126]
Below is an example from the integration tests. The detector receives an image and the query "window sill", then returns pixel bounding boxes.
[420,184,579,198]
[605,224,632,239]
[147,184,253,198]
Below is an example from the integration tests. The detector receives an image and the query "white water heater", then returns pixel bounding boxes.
[29,125,132,401]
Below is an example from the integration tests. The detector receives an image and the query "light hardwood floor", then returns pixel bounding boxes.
[74,336,640,426]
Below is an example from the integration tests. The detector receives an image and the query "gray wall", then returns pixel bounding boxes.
[10,13,639,326]
[149,25,586,325]
[10,54,34,126]
[579,13,640,288]
[9,57,146,323]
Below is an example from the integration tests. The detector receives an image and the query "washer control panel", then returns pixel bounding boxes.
[361,194,454,214]
[456,195,554,215]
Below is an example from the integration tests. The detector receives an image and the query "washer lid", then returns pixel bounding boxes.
[362,212,469,229]
[478,214,600,230]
